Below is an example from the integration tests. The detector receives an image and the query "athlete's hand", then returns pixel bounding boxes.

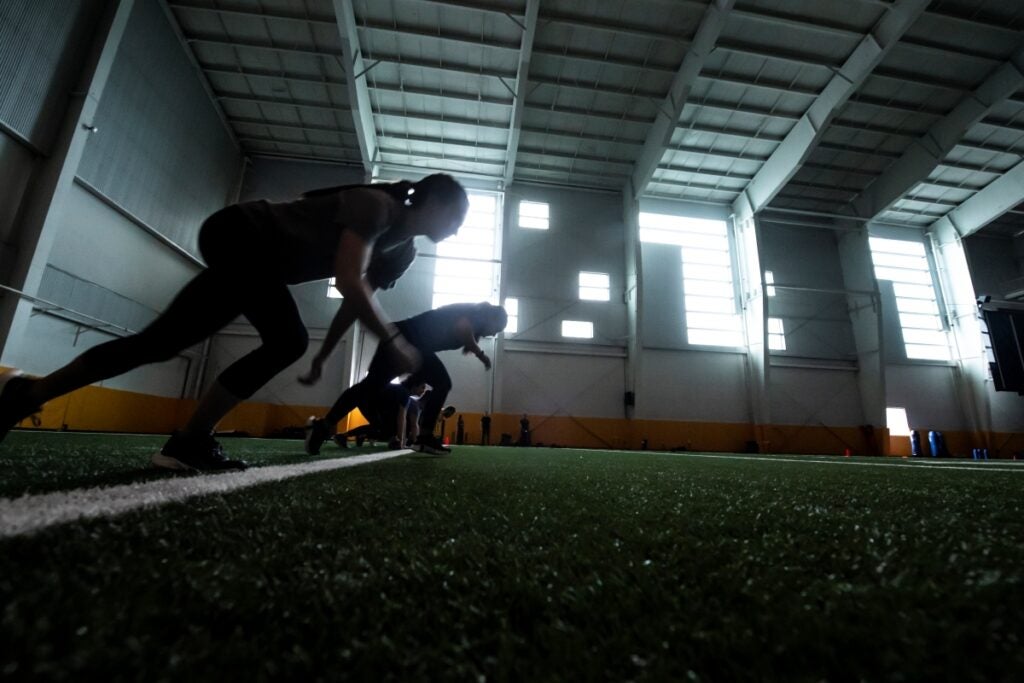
[297,359,323,385]
[476,350,491,370]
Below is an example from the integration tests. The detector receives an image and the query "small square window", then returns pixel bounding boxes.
[579,271,610,301]
[327,277,342,299]
[519,201,549,230]
[561,320,593,339]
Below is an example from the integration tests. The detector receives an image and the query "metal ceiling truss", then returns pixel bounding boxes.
[332,0,378,178]
[629,0,736,198]
[929,158,1024,239]
[845,45,1024,221]
[504,0,539,187]
[732,0,932,224]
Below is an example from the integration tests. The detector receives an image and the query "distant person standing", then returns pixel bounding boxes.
[480,412,492,445]
[456,414,465,445]
[518,414,531,447]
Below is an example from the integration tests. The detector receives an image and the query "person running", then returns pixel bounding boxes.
[0,175,469,471]
[334,379,428,450]
[303,302,507,455]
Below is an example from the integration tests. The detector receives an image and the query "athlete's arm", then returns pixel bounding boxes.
[333,231,419,373]
[298,297,364,385]
[455,316,490,370]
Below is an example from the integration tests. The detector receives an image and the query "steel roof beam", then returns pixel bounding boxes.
[168,1,336,26]
[333,0,379,177]
[929,159,1024,238]
[731,0,930,223]
[629,0,735,197]
[844,46,1024,220]
[186,36,341,59]
[503,0,538,186]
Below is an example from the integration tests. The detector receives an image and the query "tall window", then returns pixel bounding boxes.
[504,297,519,335]
[639,212,742,347]
[869,237,950,361]
[765,270,776,297]
[519,200,549,230]
[432,192,501,309]
[886,407,911,436]
[579,271,610,301]
[768,317,786,351]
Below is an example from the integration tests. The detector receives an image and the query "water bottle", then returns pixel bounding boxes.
[910,430,923,457]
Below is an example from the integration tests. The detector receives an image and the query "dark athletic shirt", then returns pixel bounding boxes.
[396,303,480,353]
[235,184,416,288]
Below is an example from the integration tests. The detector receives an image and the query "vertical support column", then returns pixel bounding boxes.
[837,227,887,452]
[0,0,135,361]
[733,212,769,450]
[928,223,990,445]
[622,184,642,447]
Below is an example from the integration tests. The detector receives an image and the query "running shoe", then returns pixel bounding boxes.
[304,417,332,455]
[413,434,451,455]
[151,432,248,472]
[0,370,41,445]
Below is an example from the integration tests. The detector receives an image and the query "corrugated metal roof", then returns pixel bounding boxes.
[166,0,1024,237]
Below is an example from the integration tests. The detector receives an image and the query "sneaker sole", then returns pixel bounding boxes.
[151,451,195,472]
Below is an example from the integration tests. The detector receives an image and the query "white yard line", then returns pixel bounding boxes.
[0,450,409,540]
[628,450,1024,473]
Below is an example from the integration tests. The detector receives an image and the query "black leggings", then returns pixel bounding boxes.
[70,207,308,398]
[324,348,451,436]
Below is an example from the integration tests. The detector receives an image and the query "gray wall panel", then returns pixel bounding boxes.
[0,0,104,150]
[77,0,240,256]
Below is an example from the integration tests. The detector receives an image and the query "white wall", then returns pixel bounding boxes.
[637,349,748,422]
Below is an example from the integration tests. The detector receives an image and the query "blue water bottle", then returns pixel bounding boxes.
[928,431,942,458]
[910,430,923,457]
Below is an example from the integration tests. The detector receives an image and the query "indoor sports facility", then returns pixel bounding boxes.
[1,0,1023,679]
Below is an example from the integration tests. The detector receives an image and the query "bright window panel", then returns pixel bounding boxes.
[896,297,940,315]
[579,271,610,301]
[893,283,938,300]
[561,320,593,338]
[905,344,952,361]
[768,317,786,351]
[640,212,741,348]
[870,236,950,362]
[685,295,735,313]
[504,297,518,334]
[902,328,948,346]
[687,312,742,331]
[898,312,944,330]
[327,277,342,299]
[519,201,549,230]
[432,191,501,309]
[886,407,911,436]
[765,270,776,297]
[688,329,744,347]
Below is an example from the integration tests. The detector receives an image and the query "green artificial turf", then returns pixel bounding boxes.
[1,435,1023,681]
[0,431,389,498]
